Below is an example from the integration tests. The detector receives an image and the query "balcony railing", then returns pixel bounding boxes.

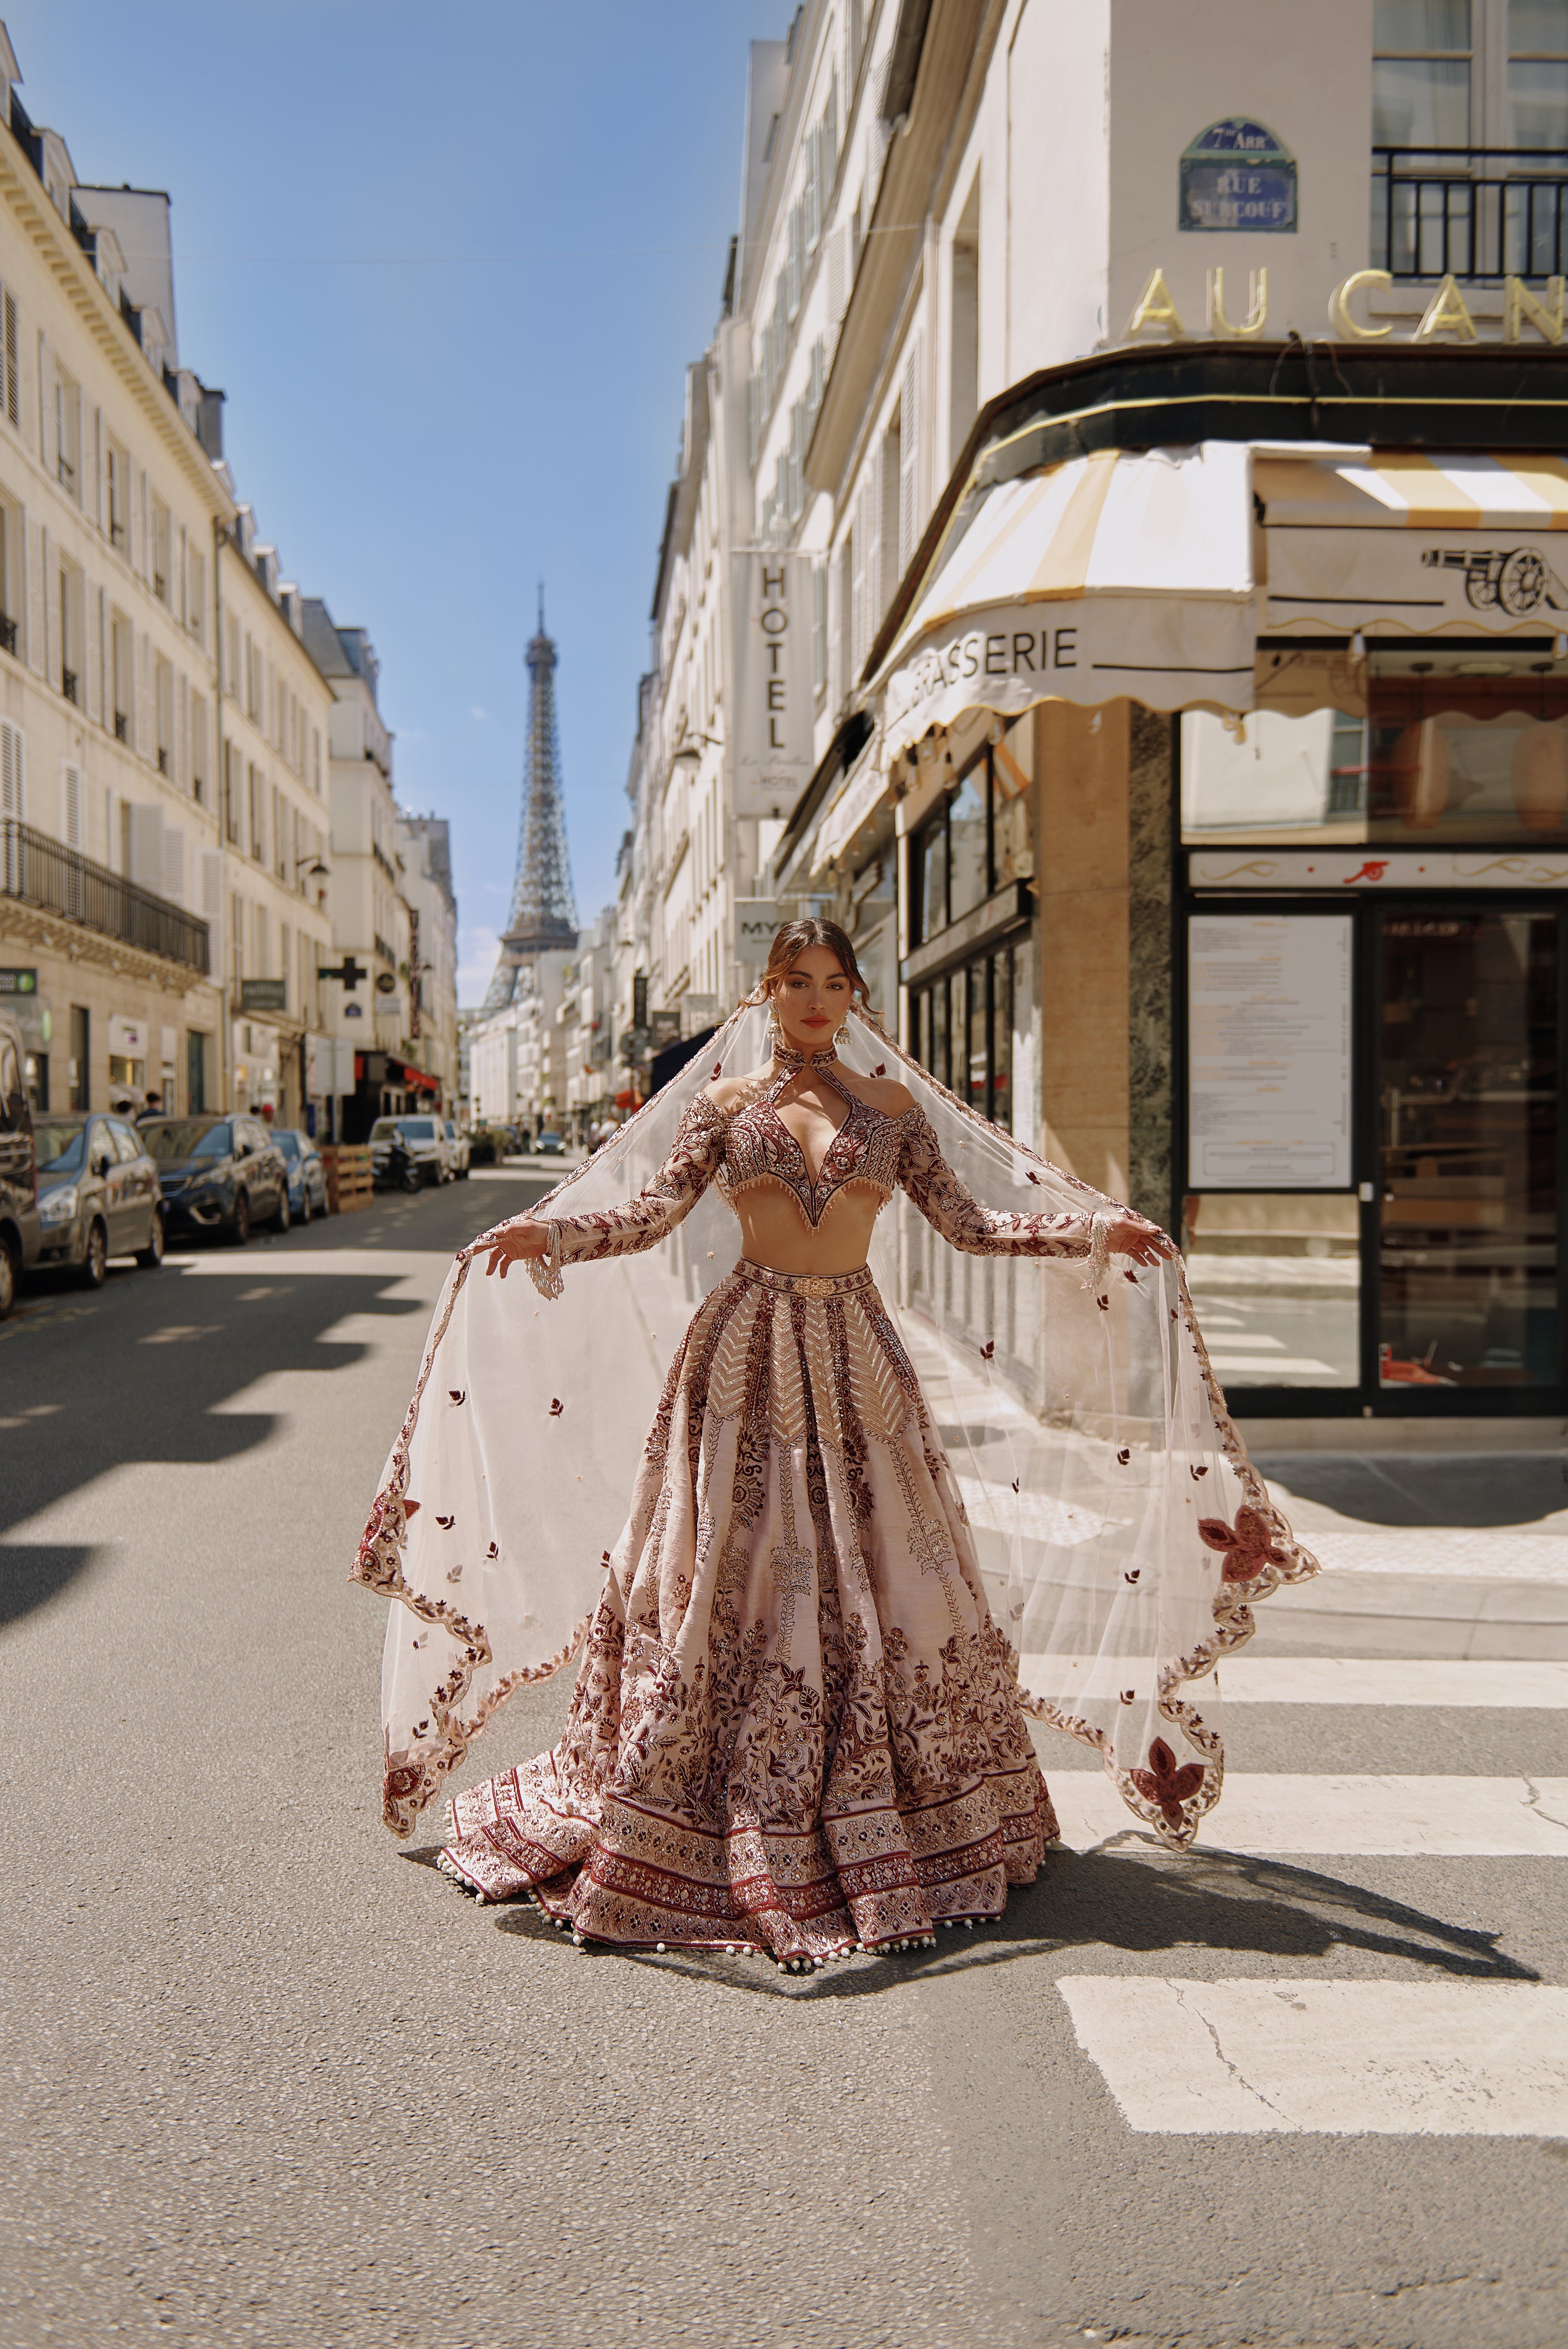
[1,817,211,974]
[1373,146,1568,280]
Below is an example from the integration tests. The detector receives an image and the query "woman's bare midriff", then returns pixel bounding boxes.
[730,1179,886,1277]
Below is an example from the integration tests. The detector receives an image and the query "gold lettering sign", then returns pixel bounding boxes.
[1414,273,1479,342]
[1125,268,1185,338]
[1328,270,1392,339]
[1207,268,1269,338]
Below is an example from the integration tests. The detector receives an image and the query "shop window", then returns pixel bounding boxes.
[24,1051,48,1112]
[187,1030,209,1114]
[1181,1193,1361,1386]
[1379,909,1558,1388]
[1184,652,1568,847]
[910,715,1034,944]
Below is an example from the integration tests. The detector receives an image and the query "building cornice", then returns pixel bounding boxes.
[0,898,217,996]
[0,135,235,523]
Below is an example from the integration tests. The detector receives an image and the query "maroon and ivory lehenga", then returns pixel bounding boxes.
[355,1001,1317,1970]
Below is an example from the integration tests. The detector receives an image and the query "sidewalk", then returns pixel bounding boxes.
[1251,1436,1568,1661]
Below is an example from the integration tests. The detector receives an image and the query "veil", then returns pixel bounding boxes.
[354,996,1318,1848]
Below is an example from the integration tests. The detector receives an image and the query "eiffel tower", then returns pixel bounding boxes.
[481,588,580,1013]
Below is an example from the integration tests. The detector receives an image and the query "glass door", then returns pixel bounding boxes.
[1378,907,1560,1392]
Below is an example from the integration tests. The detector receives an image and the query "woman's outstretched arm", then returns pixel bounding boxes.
[895,1109,1173,1266]
[464,1094,726,1289]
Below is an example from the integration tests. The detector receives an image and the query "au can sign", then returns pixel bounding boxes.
[1180,118,1296,234]
[0,967,38,995]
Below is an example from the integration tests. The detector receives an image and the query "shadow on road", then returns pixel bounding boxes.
[0,1222,442,1625]
[1254,1450,1568,1528]
[388,1838,1539,1995]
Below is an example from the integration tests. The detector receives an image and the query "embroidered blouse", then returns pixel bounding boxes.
[525,1041,1109,1293]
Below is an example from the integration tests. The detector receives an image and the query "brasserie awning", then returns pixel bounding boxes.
[1256,446,1568,638]
[875,441,1256,763]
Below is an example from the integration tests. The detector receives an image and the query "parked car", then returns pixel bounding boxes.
[33,1112,164,1286]
[368,1114,443,1188]
[142,1115,291,1245]
[0,1009,41,1319]
[442,1119,470,1179]
[274,1127,328,1223]
[534,1130,565,1156]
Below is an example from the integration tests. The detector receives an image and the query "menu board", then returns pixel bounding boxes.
[1187,913,1352,1188]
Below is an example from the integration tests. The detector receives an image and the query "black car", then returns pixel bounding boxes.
[142,1114,291,1245]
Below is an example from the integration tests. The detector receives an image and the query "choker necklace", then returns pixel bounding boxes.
[769,1034,841,1073]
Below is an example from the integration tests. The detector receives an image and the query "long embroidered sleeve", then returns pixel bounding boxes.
[529,1096,725,1292]
[896,1109,1098,1259]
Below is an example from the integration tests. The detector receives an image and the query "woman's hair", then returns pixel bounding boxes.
[758,916,872,1010]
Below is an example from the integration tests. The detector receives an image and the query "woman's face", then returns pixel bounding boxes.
[771,945,854,1051]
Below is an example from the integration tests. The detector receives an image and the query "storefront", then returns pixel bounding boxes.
[848,342,1568,1416]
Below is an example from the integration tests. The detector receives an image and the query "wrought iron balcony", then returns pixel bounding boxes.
[1,817,211,974]
[1373,146,1568,281]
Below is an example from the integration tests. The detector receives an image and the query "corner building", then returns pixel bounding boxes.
[746,0,1568,1425]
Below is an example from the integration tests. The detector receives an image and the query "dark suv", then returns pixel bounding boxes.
[142,1115,290,1246]
[0,1009,41,1318]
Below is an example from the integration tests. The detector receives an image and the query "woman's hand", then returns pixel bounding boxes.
[1107,1213,1178,1267]
[462,1219,550,1277]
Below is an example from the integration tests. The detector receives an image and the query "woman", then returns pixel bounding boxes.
[356,920,1312,1971]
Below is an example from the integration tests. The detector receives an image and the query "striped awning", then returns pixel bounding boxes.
[1258,447,1568,636]
[876,442,1256,761]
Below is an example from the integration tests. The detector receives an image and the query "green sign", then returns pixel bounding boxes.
[0,969,38,995]
[239,977,289,1014]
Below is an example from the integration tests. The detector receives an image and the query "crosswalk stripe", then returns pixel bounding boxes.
[1048,1774,1568,1856]
[1215,1659,1568,1707]
[1056,1977,1568,2135]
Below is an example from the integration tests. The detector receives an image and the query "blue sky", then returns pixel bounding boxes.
[4,0,785,1000]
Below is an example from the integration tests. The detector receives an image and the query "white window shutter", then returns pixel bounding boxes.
[130,800,164,893]
[826,227,846,339]
[135,629,151,758]
[877,427,899,622]
[38,337,55,479]
[24,513,42,676]
[0,719,23,820]
[850,482,869,677]
[899,336,923,577]
[200,849,221,919]
[40,525,55,684]
[61,758,82,848]
[163,823,186,904]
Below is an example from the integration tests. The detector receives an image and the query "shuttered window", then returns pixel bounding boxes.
[898,336,922,579]
[61,759,82,849]
[0,717,23,820]
[1,287,16,429]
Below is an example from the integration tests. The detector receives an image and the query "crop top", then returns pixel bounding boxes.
[524,1039,1113,1297]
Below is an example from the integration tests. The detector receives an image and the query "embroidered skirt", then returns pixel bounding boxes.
[440,1259,1058,1961]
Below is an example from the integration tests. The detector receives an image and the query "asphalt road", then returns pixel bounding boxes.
[1,1177,1564,2349]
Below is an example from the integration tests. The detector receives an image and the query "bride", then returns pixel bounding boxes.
[355,917,1311,1972]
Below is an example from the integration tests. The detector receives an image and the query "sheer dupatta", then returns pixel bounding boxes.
[353,997,1317,1846]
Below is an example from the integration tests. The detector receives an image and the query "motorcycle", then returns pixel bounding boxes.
[373,1136,424,1194]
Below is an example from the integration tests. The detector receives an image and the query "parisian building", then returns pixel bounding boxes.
[619,0,1568,1425]
[0,21,428,1143]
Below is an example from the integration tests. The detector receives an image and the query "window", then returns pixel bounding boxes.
[54,367,80,500]
[1182,650,1568,846]
[151,497,170,604]
[0,286,16,429]
[0,500,13,655]
[186,546,205,644]
[57,560,82,705]
[1373,3,1472,147]
[249,762,264,862]
[950,180,981,460]
[187,1029,208,1114]
[110,615,132,744]
[61,759,82,849]
[911,716,1035,945]
[1511,0,1568,147]
[222,740,239,843]
[155,657,172,777]
[190,695,208,805]
[68,1005,88,1111]
[812,559,827,700]
[107,440,129,551]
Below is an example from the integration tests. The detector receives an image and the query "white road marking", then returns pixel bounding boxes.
[1216,1659,1568,1707]
[1048,1774,1568,1855]
[1056,1977,1568,2135]
[1208,1355,1344,1377]
[165,1249,451,1277]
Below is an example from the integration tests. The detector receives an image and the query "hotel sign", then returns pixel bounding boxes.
[731,552,815,819]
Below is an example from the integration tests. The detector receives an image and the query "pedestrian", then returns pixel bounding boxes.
[137,1090,162,1122]
[356,917,1315,1970]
